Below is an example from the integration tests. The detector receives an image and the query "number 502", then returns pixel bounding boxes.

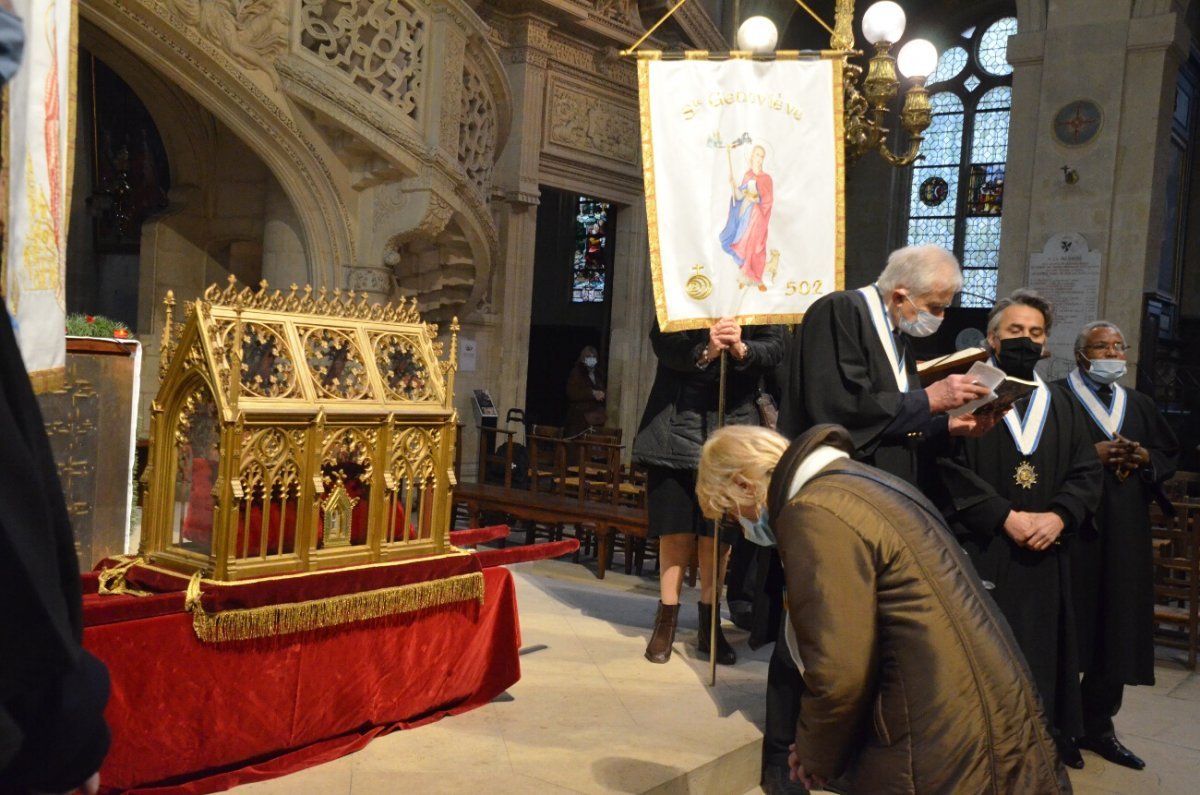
[784,280,823,296]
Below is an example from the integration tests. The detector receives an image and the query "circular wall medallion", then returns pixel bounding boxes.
[1053,100,1103,147]
[919,176,949,207]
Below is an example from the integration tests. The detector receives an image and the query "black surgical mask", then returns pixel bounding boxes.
[995,337,1042,380]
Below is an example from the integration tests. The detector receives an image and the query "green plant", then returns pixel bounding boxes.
[66,313,131,339]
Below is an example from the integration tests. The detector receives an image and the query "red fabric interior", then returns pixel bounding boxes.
[87,565,520,794]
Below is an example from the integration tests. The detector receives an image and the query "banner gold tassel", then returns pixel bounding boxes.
[186,571,485,643]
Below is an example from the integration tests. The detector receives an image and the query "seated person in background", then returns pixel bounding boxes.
[564,345,606,437]
[696,424,1070,794]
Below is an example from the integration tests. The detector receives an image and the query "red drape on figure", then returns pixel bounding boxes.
[730,169,774,282]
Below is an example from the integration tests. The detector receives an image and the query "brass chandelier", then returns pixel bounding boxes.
[830,1,936,166]
[628,0,939,168]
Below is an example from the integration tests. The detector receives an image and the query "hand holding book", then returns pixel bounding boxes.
[947,361,1038,418]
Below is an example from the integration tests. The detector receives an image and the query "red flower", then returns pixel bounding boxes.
[114,328,130,339]
[86,315,95,323]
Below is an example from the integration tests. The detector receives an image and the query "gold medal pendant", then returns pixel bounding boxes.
[1014,460,1038,490]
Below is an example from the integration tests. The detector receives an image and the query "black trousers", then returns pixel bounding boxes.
[762,614,805,771]
[1080,673,1124,738]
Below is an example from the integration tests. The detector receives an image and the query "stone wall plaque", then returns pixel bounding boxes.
[1028,233,1101,377]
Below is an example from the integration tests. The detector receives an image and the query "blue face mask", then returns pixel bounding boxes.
[737,508,776,547]
[1086,358,1127,385]
[0,8,26,85]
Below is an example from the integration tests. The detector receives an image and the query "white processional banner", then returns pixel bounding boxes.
[3,0,74,392]
[639,56,844,331]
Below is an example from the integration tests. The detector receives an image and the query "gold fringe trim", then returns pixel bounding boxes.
[186,571,486,643]
[97,556,152,597]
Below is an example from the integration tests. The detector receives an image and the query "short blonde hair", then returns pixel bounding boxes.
[696,425,790,520]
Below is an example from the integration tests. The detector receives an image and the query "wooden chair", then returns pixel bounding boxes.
[1152,498,1199,669]
[525,426,567,544]
[527,425,566,493]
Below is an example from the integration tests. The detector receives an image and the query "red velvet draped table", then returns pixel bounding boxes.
[82,554,522,794]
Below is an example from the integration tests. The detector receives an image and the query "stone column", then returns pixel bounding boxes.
[490,14,553,424]
[998,1,1187,379]
[347,265,395,304]
[607,199,655,460]
[261,176,310,289]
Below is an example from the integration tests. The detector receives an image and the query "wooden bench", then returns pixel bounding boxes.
[453,480,647,579]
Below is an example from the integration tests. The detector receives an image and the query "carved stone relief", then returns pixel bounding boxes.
[593,0,641,29]
[547,80,638,165]
[169,0,287,79]
[298,0,427,121]
[459,60,497,196]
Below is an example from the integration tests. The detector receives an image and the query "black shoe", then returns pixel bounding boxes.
[697,602,737,665]
[1078,735,1145,770]
[762,763,808,795]
[1056,736,1084,769]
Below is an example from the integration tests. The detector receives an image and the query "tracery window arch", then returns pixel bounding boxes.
[906,16,1017,308]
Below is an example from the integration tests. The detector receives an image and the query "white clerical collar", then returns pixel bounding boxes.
[858,284,909,392]
[786,444,851,501]
[1067,367,1126,439]
[996,361,1050,456]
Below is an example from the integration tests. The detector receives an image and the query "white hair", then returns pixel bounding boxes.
[876,245,963,297]
[1074,321,1123,353]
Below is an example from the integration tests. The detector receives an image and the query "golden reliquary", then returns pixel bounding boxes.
[138,277,463,581]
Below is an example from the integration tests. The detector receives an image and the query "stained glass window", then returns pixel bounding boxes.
[572,197,610,303]
[979,18,1017,77]
[906,15,1016,308]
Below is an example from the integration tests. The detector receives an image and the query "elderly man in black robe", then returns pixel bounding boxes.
[936,289,1102,769]
[760,244,994,794]
[783,243,995,481]
[1057,321,1179,770]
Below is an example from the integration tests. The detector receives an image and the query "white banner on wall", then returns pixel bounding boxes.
[3,0,75,392]
[638,55,844,331]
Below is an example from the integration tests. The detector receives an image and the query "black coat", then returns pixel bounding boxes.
[0,314,110,790]
[633,320,786,470]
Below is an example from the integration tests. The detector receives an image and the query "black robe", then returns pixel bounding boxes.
[783,289,947,486]
[935,381,1102,737]
[1056,373,1179,685]
[0,314,110,790]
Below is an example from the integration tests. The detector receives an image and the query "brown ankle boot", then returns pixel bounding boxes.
[645,601,680,663]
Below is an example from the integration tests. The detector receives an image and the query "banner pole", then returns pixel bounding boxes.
[709,347,728,687]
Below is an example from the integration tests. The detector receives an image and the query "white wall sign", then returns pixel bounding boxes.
[459,338,477,372]
[1027,233,1102,377]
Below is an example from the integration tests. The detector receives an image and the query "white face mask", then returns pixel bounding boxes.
[583,357,597,368]
[1087,358,1127,385]
[898,295,943,338]
[737,508,776,547]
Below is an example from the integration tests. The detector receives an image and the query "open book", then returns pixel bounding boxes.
[916,346,989,384]
[948,361,1039,418]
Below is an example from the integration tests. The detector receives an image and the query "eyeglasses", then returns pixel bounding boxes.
[1082,342,1128,354]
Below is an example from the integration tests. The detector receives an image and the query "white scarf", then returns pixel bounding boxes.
[1067,368,1126,439]
[1001,369,1050,456]
[858,285,909,392]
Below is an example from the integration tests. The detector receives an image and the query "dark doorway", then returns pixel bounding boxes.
[66,50,171,332]
[523,187,617,428]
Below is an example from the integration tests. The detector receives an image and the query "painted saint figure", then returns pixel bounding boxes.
[719,144,774,288]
